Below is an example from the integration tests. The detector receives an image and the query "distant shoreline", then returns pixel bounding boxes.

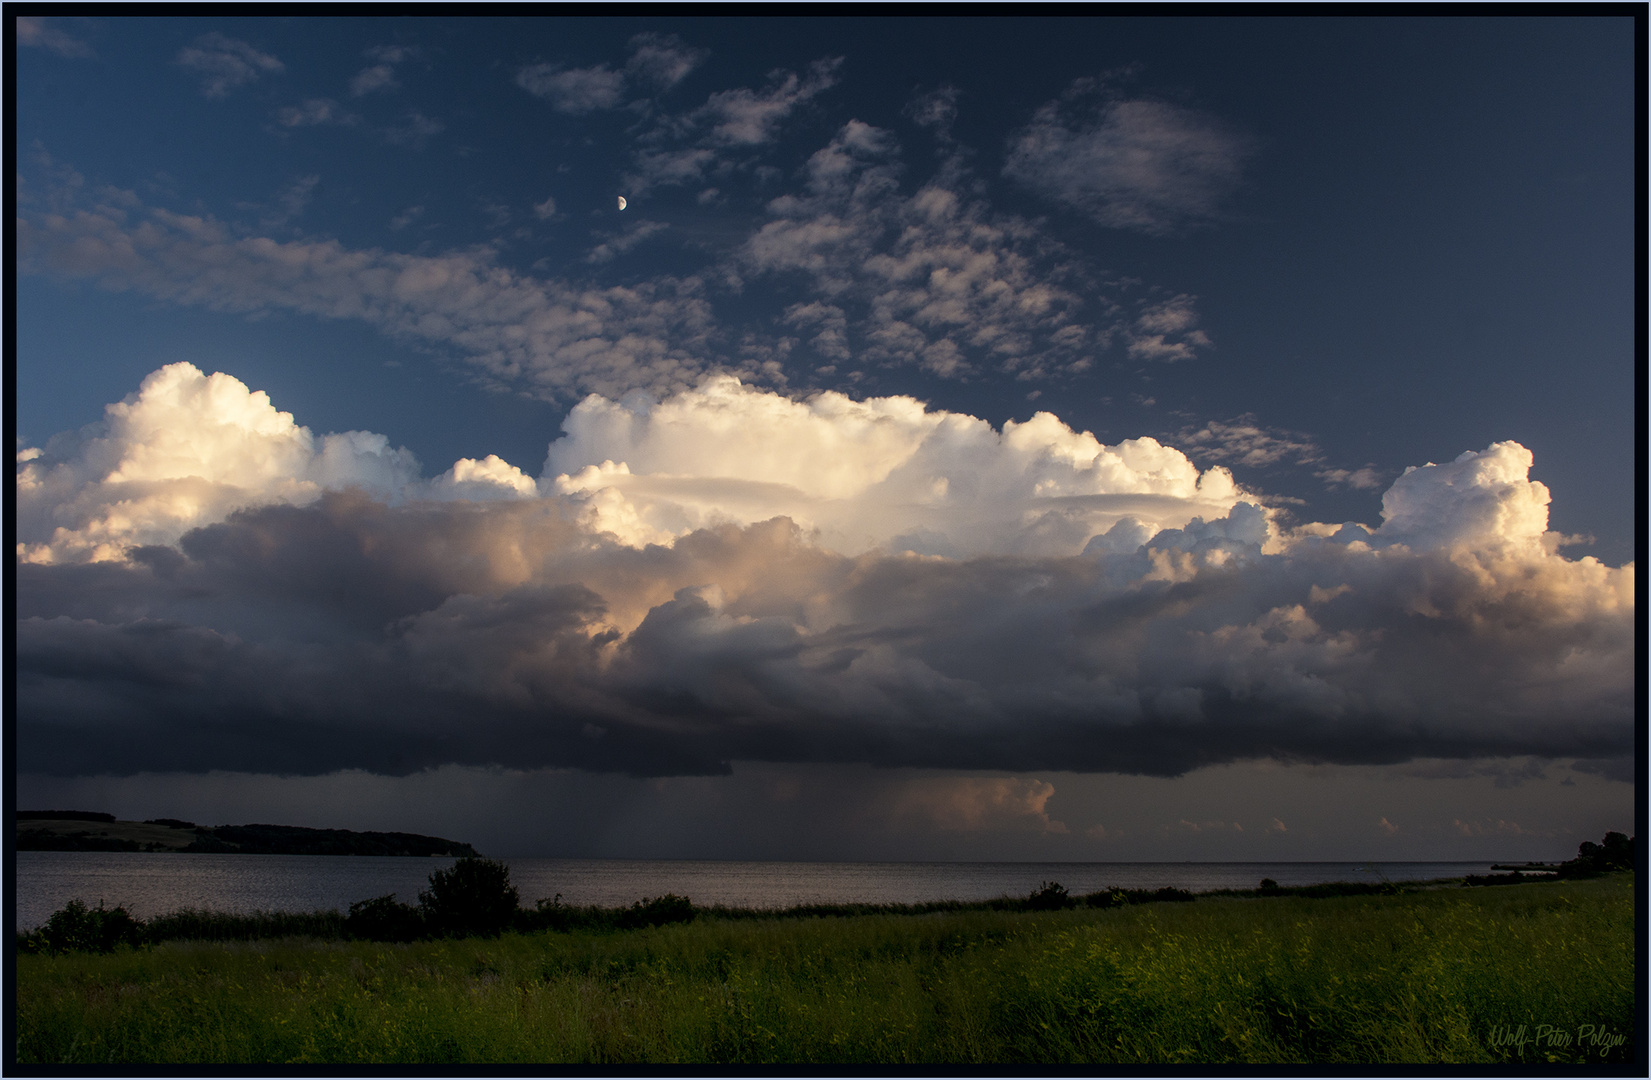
[14,812,479,858]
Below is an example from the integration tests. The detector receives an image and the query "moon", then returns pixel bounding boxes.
[617,196,627,211]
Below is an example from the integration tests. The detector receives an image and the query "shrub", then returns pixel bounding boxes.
[24,900,144,955]
[345,895,424,942]
[1259,878,1279,892]
[617,894,696,929]
[1027,881,1072,910]
[418,858,520,938]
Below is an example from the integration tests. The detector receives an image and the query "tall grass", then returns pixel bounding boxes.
[15,875,1633,1065]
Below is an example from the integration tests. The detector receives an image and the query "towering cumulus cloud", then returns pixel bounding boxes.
[15,366,1634,780]
[547,375,1238,556]
[16,364,531,564]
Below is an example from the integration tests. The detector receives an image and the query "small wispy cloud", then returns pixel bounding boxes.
[1179,415,1380,490]
[17,16,94,58]
[366,44,418,64]
[350,44,419,96]
[586,220,670,263]
[623,33,707,91]
[388,205,425,231]
[1172,414,1324,469]
[382,111,444,148]
[350,65,398,96]
[704,59,842,146]
[905,86,960,141]
[517,63,627,114]
[177,32,284,99]
[275,98,359,128]
[782,301,851,361]
[1315,466,1385,491]
[1004,80,1249,235]
[516,34,707,116]
[276,174,319,223]
[625,58,842,194]
[1126,294,1211,362]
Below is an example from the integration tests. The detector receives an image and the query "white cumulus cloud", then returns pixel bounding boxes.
[544,376,1238,557]
[15,364,419,563]
[1376,442,1553,553]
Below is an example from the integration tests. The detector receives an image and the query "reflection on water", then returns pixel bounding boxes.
[14,852,1495,931]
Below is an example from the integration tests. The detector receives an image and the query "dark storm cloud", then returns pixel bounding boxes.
[16,479,1634,779]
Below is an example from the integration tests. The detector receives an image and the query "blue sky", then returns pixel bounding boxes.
[14,16,1635,860]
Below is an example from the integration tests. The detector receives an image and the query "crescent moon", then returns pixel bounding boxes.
[617,196,627,211]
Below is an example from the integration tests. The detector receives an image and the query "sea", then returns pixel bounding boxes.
[13,852,1498,931]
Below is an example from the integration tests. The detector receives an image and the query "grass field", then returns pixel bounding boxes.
[14,875,1634,1065]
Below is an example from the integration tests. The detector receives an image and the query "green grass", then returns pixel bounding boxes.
[14,875,1634,1065]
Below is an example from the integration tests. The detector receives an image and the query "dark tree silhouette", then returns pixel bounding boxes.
[1559,831,1635,877]
[418,858,520,937]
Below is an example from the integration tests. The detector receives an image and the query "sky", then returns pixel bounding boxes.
[13,15,1638,862]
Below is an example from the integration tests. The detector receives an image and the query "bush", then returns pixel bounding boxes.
[1259,878,1279,892]
[23,900,144,955]
[1027,881,1072,910]
[345,895,424,942]
[418,858,520,938]
[617,894,696,929]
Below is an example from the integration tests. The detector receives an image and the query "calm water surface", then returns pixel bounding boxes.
[13,852,1497,931]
